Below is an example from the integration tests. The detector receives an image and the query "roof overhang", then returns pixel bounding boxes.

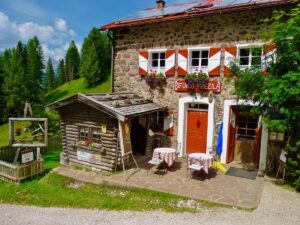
[101,0,295,30]
[46,93,167,122]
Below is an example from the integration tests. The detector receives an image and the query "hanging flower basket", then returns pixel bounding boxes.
[185,70,209,89]
[145,71,167,87]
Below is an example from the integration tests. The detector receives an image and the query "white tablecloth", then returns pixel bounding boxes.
[188,153,213,174]
[153,148,177,167]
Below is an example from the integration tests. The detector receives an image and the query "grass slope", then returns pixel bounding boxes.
[45,76,112,104]
[0,77,112,147]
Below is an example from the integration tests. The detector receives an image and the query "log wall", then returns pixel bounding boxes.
[58,102,126,171]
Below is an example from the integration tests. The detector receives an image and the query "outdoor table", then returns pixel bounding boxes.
[188,153,213,174]
[152,148,178,168]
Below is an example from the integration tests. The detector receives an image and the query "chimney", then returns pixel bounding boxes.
[156,0,165,9]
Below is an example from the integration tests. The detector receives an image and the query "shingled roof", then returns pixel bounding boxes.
[101,0,295,30]
[47,93,166,121]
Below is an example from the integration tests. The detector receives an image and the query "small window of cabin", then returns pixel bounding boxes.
[236,112,258,141]
[79,127,89,141]
[92,128,101,144]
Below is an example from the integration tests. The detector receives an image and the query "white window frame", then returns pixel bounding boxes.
[188,47,210,73]
[237,44,263,68]
[148,49,167,74]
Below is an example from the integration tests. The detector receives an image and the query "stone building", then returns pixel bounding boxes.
[99,0,294,171]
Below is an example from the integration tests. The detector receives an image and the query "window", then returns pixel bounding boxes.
[79,127,89,141]
[150,52,166,73]
[79,126,102,144]
[238,47,262,67]
[188,103,209,110]
[92,128,101,144]
[236,112,258,141]
[189,50,209,73]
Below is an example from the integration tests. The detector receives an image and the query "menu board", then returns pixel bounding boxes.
[118,121,132,156]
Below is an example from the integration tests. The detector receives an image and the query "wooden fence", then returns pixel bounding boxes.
[0,135,61,183]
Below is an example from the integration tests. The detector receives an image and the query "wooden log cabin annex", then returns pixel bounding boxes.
[47,93,166,171]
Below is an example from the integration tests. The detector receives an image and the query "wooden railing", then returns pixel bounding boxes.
[0,135,61,183]
[0,159,43,183]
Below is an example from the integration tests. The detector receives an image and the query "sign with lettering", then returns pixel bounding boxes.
[174,80,221,93]
[22,152,34,163]
[77,149,101,164]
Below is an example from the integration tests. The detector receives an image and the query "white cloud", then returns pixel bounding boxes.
[55,18,68,32]
[0,11,78,66]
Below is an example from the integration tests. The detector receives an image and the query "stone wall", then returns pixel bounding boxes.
[112,7,285,150]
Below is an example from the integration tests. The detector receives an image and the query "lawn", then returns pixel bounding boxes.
[0,149,203,212]
[45,76,112,104]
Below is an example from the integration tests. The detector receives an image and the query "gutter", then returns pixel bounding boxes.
[100,0,295,30]
[107,30,115,93]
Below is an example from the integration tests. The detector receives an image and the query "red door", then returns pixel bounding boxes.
[227,106,237,163]
[186,110,208,154]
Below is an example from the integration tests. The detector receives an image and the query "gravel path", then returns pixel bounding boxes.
[1,179,299,225]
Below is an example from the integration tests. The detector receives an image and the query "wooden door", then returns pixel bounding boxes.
[227,106,237,163]
[186,110,208,154]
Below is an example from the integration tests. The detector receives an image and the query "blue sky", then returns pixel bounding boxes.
[0,0,191,64]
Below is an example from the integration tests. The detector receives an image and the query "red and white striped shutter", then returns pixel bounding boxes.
[139,50,149,75]
[165,50,176,76]
[164,111,174,136]
[224,46,237,76]
[208,48,221,76]
[262,43,276,74]
[178,49,188,76]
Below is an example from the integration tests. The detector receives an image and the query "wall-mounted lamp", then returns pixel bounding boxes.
[208,92,214,103]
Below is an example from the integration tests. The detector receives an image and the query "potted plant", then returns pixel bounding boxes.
[184,72,197,88]
[197,70,209,88]
[145,70,167,86]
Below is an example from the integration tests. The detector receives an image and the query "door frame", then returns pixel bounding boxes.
[185,108,209,154]
[221,99,268,171]
[178,96,215,157]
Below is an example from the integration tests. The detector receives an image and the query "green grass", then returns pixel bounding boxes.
[0,148,198,212]
[45,76,112,104]
[0,123,9,147]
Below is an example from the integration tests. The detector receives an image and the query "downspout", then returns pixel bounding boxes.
[108,30,115,93]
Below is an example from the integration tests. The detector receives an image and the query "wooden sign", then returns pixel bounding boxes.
[118,121,132,157]
[174,80,221,93]
[77,149,102,164]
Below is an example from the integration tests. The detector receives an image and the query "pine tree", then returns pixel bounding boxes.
[27,36,44,107]
[45,58,56,92]
[0,54,7,124]
[65,40,80,82]
[57,59,66,86]
[80,28,111,87]
[3,42,28,116]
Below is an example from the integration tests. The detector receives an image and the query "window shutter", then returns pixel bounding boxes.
[165,50,176,76]
[178,49,188,76]
[224,46,237,76]
[139,50,149,75]
[262,43,276,74]
[208,48,221,76]
[164,111,174,136]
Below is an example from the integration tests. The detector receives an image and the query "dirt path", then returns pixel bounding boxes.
[0,179,299,225]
